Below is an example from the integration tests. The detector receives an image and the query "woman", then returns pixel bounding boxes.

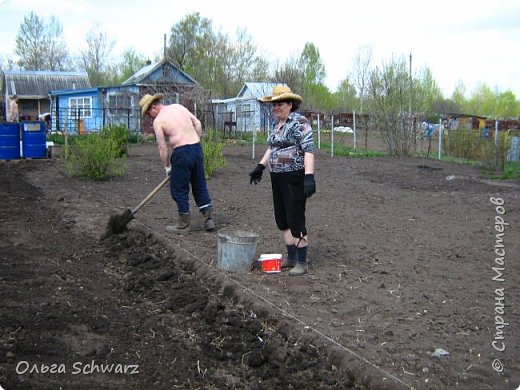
[249,86,316,276]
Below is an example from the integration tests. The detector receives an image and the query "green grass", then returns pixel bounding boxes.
[320,142,388,157]
[499,161,520,179]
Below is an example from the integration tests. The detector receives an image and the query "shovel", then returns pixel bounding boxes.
[101,175,170,240]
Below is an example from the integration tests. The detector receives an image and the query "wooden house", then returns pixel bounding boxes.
[1,70,91,122]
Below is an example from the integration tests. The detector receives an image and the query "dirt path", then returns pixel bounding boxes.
[1,143,519,389]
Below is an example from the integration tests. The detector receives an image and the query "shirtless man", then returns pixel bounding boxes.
[139,93,215,233]
[9,95,19,122]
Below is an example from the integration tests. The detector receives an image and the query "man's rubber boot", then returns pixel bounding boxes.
[201,206,215,232]
[288,262,308,276]
[165,213,190,234]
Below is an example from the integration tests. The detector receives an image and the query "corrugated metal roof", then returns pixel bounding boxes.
[237,82,287,99]
[121,62,155,85]
[4,70,91,98]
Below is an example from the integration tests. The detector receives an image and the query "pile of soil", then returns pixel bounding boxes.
[1,143,519,389]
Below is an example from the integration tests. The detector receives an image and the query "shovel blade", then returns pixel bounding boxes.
[100,209,134,240]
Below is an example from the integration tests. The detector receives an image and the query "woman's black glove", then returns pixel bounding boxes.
[249,164,265,185]
[303,174,316,198]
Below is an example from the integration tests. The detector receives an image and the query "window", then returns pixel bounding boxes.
[108,94,132,116]
[69,97,92,118]
[237,103,253,119]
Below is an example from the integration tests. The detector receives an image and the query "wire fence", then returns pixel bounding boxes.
[50,107,143,135]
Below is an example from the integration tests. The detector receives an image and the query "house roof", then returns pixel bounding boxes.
[3,70,91,99]
[121,58,198,86]
[49,87,100,97]
[236,82,287,99]
[212,96,259,104]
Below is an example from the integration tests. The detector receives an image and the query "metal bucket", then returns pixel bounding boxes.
[217,229,259,273]
[0,123,20,160]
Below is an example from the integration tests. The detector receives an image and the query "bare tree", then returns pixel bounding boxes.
[79,23,115,86]
[46,15,69,71]
[366,56,415,156]
[272,56,304,93]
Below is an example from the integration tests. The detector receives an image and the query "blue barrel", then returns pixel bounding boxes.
[22,121,46,158]
[0,123,21,160]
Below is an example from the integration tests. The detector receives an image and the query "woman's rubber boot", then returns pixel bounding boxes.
[165,213,190,234]
[201,206,215,232]
[289,246,308,276]
[282,244,297,269]
[288,262,307,276]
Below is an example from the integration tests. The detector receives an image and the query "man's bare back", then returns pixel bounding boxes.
[153,104,202,149]
[150,103,202,170]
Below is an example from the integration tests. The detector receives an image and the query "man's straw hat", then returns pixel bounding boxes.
[139,93,163,116]
[260,86,302,103]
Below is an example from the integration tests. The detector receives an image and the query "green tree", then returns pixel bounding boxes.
[495,90,519,118]
[167,13,268,97]
[15,12,69,70]
[413,66,444,121]
[305,83,335,112]
[114,48,147,84]
[167,13,224,93]
[167,12,213,72]
[333,78,358,112]
[299,42,328,109]
[467,83,495,116]
[451,81,467,113]
[300,42,326,86]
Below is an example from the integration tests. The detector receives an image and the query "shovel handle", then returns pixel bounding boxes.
[131,175,171,215]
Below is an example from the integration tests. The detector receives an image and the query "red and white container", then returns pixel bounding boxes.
[258,254,282,273]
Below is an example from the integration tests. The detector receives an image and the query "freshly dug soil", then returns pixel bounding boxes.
[1,142,519,390]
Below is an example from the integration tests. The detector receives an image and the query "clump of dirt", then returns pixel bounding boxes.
[100,230,363,389]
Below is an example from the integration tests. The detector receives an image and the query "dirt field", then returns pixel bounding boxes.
[1,142,519,390]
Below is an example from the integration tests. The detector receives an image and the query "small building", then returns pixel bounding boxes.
[446,114,487,131]
[2,70,91,122]
[211,82,286,134]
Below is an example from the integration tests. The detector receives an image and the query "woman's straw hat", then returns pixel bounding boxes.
[139,93,163,116]
[260,86,302,103]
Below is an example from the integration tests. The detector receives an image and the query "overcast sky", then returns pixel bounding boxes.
[1,0,519,98]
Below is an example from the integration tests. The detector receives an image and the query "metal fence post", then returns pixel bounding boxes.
[438,118,443,160]
[331,115,334,157]
[353,111,357,151]
[494,120,500,169]
[317,114,321,149]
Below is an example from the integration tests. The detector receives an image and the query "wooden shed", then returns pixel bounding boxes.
[211,82,286,134]
[2,70,91,121]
